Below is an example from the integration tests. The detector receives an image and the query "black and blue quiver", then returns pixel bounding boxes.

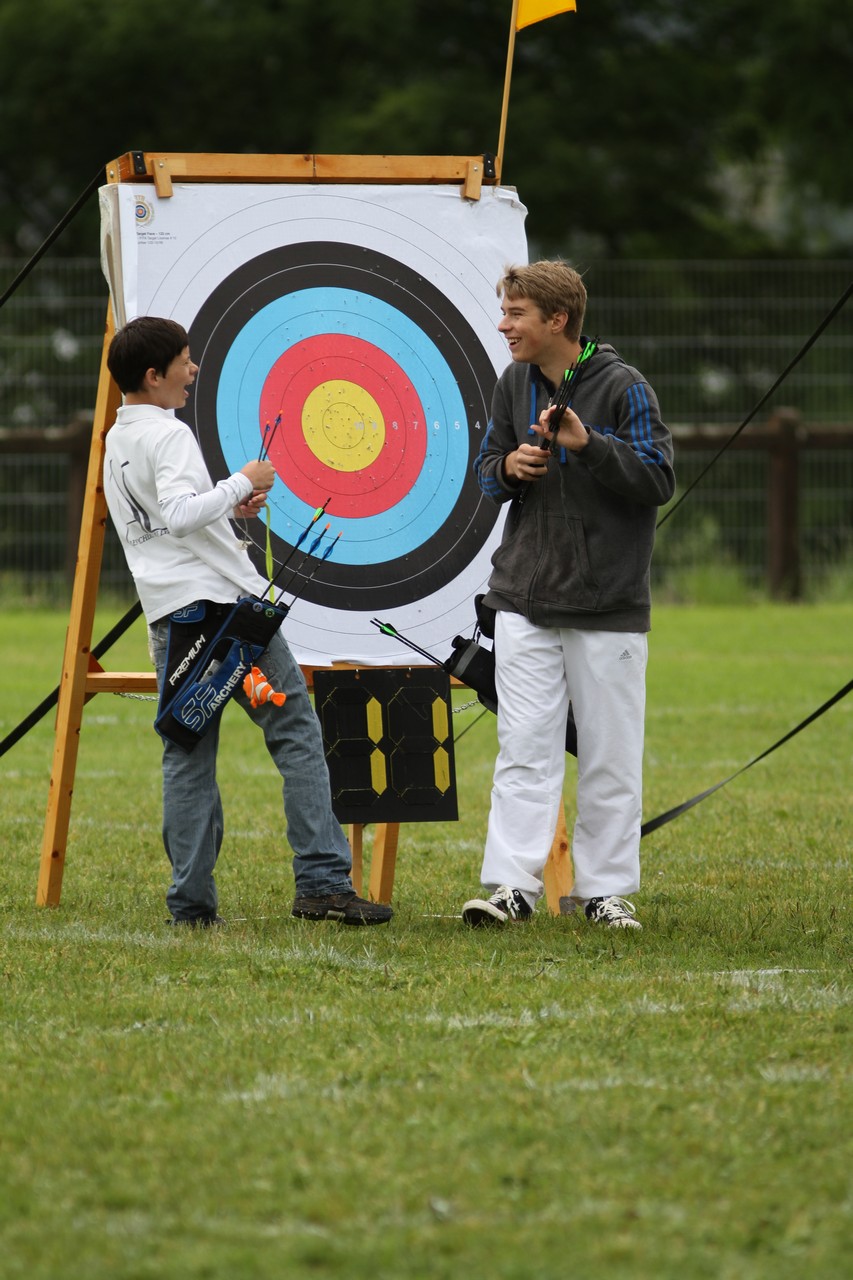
[155,596,288,752]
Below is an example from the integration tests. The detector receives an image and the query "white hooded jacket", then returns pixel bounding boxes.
[103,403,267,622]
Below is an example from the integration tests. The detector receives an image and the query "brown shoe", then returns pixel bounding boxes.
[291,891,392,926]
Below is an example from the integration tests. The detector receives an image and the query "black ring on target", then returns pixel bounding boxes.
[183,242,499,611]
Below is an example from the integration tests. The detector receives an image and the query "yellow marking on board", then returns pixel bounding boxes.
[366,696,383,744]
[370,748,388,795]
[433,746,450,793]
[431,696,449,742]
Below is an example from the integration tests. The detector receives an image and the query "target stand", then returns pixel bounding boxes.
[37,151,574,914]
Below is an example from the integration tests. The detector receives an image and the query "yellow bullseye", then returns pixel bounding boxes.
[302,380,385,472]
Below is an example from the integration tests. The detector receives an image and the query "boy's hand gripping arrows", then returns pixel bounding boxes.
[539,336,598,454]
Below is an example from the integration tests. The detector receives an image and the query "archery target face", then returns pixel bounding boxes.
[104,182,528,664]
[190,240,497,608]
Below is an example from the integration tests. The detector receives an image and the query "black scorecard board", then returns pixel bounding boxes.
[313,668,457,825]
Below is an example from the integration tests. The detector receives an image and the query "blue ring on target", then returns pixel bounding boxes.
[186,241,500,611]
[215,288,469,564]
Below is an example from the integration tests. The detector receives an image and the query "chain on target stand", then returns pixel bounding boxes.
[36,150,574,913]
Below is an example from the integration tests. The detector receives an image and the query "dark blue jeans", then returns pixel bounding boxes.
[149,620,353,921]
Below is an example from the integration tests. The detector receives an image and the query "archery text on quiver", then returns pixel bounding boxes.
[155,596,289,751]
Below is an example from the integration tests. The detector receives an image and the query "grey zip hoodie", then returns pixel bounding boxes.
[475,341,675,632]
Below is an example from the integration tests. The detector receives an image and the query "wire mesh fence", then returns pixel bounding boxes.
[651,444,853,599]
[0,258,106,428]
[583,259,853,426]
[2,440,850,604]
[0,451,133,596]
[0,255,851,599]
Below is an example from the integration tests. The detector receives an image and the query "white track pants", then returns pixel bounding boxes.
[480,611,647,905]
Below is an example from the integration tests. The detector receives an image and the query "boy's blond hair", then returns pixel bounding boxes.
[497,260,587,341]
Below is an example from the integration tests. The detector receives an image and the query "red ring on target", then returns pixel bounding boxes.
[262,334,427,518]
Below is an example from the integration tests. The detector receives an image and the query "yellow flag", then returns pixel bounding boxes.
[516,0,577,31]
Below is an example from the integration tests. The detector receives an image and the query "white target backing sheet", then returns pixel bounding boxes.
[99,180,528,665]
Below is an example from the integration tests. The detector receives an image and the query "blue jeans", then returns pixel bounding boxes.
[149,618,353,921]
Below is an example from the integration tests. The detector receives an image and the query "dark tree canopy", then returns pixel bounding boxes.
[0,0,850,259]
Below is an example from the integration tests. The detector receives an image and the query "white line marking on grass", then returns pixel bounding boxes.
[184,1213,331,1241]
[224,1073,297,1103]
[710,968,822,980]
[677,968,851,1012]
[418,997,687,1031]
[221,829,278,842]
[758,1064,832,1083]
[522,1070,677,1093]
[2,922,182,948]
[726,987,851,1012]
[72,817,157,831]
[0,924,390,972]
[672,968,830,984]
[223,1070,386,1106]
[90,1207,331,1241]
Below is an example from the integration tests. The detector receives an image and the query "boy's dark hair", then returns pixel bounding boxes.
[107,316,190,394]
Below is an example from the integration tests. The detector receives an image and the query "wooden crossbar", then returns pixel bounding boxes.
[107,152,496,201]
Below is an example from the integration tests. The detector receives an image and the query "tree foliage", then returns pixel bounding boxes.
[0,0,850,259]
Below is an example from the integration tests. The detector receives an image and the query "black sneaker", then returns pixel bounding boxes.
[167,914,227,929]
[584,896,641,930]
[291,891,393,926]
[461,886,532,927]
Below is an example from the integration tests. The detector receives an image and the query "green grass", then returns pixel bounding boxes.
[1,602,851,1279]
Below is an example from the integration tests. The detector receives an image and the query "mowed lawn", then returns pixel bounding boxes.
[0,602,850,1279]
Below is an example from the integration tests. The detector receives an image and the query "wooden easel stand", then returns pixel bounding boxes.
[37,151,573,914]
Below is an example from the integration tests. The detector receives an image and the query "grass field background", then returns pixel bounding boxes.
[1,602,850,1278]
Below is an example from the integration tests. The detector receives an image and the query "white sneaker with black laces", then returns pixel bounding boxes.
[584,896,642,930]
[461,886,533,927]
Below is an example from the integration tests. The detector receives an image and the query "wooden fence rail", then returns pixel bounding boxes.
[670,410,853,599]
[1,409,851,600]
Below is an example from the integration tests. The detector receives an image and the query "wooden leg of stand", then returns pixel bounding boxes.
[348,824,364,895]
[543,806,574,916]
[367,823,399,904]
[37,309,120,907]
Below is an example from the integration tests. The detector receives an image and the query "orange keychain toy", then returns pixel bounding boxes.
[243,666,286,709]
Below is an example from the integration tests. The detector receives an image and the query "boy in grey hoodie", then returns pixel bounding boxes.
[461,261,674,930]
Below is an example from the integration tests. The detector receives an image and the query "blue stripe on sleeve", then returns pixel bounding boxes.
[626,383,665,467]
[474,420,504,497]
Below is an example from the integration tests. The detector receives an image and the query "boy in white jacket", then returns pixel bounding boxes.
[104,315,392,928]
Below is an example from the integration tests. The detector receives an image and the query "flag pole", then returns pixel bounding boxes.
[496,0,520,182]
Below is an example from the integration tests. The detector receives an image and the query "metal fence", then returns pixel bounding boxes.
[0,450,134,595]
[1,256,851,599]
[0,259,107,429]
[583,259,853,426]
[651,439,853,599]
